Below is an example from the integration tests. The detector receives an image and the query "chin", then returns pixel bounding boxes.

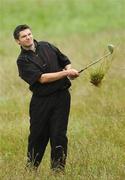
[26,43,33,48]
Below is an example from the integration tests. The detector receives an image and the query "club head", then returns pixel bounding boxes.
[108,44,114,54]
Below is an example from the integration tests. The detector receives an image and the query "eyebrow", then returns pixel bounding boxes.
[21,32,32,38]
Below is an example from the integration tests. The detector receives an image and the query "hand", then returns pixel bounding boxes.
[67,69,79,80]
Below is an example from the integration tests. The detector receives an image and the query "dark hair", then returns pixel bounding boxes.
[13,24,31,40]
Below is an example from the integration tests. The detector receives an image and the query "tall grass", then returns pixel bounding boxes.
[0,0,125,179]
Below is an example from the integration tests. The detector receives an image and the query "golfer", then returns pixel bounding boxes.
[13,24,79,172]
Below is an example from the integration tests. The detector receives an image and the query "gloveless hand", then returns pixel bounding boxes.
[67,69,79,80]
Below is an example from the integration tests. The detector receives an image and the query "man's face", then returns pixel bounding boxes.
[16,28,34,48]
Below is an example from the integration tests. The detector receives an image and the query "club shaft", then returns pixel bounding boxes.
[79,52,111,73]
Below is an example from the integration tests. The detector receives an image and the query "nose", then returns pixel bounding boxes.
[26,35,30,40]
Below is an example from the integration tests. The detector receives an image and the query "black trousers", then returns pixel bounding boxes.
[27,89,71,169]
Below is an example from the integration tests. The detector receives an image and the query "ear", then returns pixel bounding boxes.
[15,39,20,45]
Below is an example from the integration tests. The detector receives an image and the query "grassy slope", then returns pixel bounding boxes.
[0,0,125,179]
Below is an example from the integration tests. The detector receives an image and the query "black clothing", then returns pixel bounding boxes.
[28,89,70,168]
[17,40,71,96]
[16,40,71,170]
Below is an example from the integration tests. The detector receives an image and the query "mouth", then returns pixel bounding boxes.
[26,40,33,45]
[26,39,33,43]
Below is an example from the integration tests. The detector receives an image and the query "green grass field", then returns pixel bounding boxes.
[0,0,125,179]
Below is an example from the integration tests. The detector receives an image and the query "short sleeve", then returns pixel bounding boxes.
[17,59,43,85]
[49,43,71,68]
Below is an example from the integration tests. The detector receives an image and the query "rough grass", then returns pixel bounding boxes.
[1,0,125,179]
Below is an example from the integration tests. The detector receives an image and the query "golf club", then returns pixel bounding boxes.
[79,44,114,73]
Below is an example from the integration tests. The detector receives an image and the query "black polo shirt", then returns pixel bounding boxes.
[17,40,71,96]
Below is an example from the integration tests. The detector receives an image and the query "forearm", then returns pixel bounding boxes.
[38,70,68,84]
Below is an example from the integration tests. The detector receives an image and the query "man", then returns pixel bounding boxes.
[13,24,79,172]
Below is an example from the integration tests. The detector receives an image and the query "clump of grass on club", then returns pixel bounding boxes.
[90,66,105,87]
[89,57,113,87]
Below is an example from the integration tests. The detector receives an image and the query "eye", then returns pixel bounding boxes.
[21,35,27,38]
